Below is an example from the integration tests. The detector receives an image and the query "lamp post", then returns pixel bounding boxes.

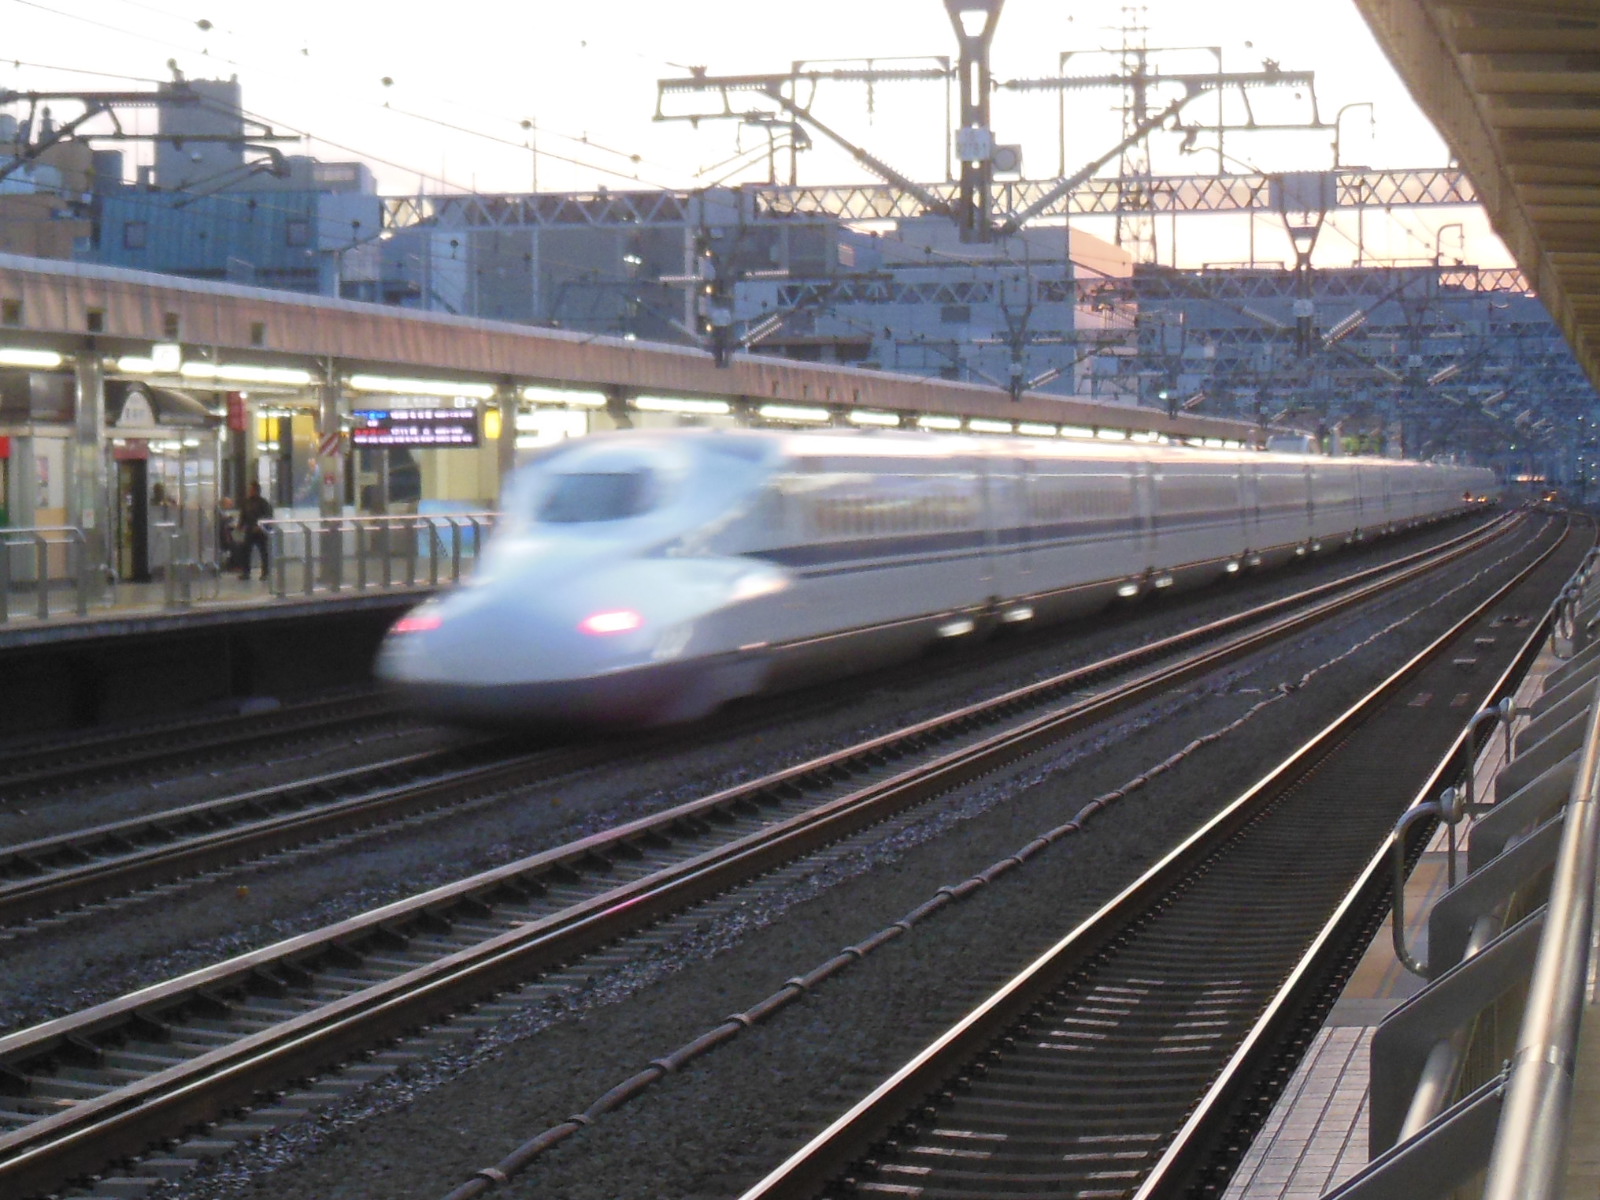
[1332,102,1375,169]
[520,118,538,192]
[1334,103,1375,265]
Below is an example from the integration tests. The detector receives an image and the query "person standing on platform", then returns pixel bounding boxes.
[238,481,273,580]
[217,495,240,575]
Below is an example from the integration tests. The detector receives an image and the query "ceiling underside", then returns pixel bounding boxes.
[1355,0,1600,392]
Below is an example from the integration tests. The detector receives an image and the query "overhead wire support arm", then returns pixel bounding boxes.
[760,87,952,218]
[995,89,1205,236]
[0,88,190,108]
[0,103,109,183]
[0,83,293,185]
[654,66,949,122]
[1000,68,1316,94]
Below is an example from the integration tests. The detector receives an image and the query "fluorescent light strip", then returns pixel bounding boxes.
[635,395,731,416]
[759,404,830,423]
[348,373,497,401]
[1096,429,1129,441]
[1059,425,1096,440]
[0,348,64,369]
[1017,422,1057,437]
[968,419,1013,434]
[848,410,900,427]
[181,362,314,386]
[521,384,607,407]
[917,415,963,431]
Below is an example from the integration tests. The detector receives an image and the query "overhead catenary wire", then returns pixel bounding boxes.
[3,6,666,193]
[8,0,237,65]
[376,104,671,191]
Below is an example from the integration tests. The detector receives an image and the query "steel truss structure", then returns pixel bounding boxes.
[381,168,1477,231]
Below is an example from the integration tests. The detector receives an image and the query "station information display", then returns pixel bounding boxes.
[350,407,480,447]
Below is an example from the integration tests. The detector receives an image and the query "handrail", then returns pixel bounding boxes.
[1480,681,1600,1200]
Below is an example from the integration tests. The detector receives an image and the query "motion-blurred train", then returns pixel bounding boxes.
[377,428,1498,727]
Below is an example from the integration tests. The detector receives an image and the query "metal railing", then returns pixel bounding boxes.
[0,526,91,622]
[0,510,496,622]
[1324,547,1600,1199]
[261,513,495,599]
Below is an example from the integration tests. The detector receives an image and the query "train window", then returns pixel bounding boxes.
[537,471,658,523]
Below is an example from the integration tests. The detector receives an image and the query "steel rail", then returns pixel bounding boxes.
[0,515,1536,1197]
[0,516,1517,929]
[0,740,543,925]
[733,519,1577,1200]
[1134,526,1580,1200]
[0,688,402,797]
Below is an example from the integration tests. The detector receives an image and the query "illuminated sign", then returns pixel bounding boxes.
[350,408,480,447]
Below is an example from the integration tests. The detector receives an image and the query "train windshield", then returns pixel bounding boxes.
[536,470,658,523]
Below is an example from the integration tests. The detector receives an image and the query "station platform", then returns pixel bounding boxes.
[0,571,436,652]
[0,569,435,739]
[1225,643,1581,1200]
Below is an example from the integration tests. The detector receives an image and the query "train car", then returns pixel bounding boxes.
[375,428,1497,728]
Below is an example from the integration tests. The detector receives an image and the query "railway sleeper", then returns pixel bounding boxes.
[0,854,46,879]
[311,969,393,991]
[354,926,410,954]
[450,895,495,918]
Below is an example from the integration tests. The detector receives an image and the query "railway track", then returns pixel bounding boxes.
[0,515,1516,932]
[0,687,410,799]
[0,511,1551,1198]
[730,521,1585,1200]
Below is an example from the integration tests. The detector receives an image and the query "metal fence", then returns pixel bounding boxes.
[1323,547,1600,1200]
[261,513,496,599]
[0,527,91,621]
[0,512,496,622]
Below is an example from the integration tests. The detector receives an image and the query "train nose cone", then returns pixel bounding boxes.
[376,583,662,724]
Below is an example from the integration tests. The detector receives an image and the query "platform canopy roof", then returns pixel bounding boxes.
[0,254,1268,444]
[1356,0,1600,391]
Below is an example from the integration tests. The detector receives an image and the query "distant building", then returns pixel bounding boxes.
[739,216,1135,399]
[89,78,381,294]
[0,113,104,260]
[373,191,1133,400]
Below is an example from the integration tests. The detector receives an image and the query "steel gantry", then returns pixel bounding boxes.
[379,169,1479,233]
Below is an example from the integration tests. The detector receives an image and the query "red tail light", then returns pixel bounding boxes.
[579,609,643,635]
[392,613,443,634]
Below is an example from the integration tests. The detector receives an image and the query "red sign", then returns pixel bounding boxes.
[226,392,248,433]
[0,436,9,459]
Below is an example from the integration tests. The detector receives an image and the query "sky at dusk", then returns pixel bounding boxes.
[2,0,1513,270]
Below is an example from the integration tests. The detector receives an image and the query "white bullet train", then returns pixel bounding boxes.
[376,428,1497,727]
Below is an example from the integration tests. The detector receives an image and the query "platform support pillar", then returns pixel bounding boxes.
[71,348,108,577]
[316,379,344,519]
[316,377,345,588]
[494,383,517,507]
